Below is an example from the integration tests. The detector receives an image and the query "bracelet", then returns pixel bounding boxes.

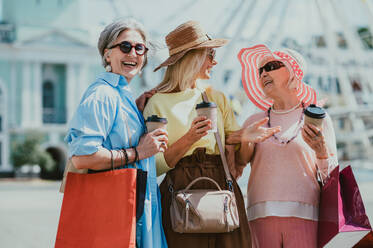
[316,153,329,159]
[122,148,129,165]
[133,147,139,163]
[119,149,123,166]
[109,149,114,170]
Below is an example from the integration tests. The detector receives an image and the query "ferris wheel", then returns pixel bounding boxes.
[104,0,373,163]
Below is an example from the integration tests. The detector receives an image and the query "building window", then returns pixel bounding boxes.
[42,81,55,123]
[318,76,323,89]
[358,27,373,49]
[41,64,67,124]
[338,118,345,129]
[224,70,232,84]
[351,79,362,92]
[314,35,326,48]
[43,81,54,108]
[335,78,341,94]
[337,33,348,49]
[369,137,373,146]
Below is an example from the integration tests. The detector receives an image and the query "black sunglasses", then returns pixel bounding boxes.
[259,61,285,76]
[108,41,148,56]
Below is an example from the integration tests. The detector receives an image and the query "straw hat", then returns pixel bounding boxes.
[154,21,228,72]
[237,44,317,111]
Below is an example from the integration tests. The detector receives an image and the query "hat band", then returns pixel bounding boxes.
[169,35,209,56]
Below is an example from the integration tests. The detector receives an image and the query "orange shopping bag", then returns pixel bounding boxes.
[55,169,137,248]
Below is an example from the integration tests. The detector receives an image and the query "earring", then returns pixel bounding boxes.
[105,65,112,72]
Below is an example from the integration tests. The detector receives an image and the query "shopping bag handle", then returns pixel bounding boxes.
[124,114,138,169]
[315,160,335,187]
[184,177,222,191]
[201,91,234,191]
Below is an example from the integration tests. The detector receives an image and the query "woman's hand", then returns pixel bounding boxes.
[136,89,157,113]
[162,116,211,169]
[241,118,281,143]
[226,117,281,144]
[184,116,212,145]
[137,128,168,160]
[302,124,329,159]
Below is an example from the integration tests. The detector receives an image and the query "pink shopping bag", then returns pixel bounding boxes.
[318,165,373,248]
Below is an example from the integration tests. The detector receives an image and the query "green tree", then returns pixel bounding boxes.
[11,132,55,172]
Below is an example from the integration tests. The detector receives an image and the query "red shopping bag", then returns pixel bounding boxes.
[55,169,137,248]
[318,165,373,248]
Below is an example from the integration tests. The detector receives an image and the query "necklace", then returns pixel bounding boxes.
[267,102,305,145]
[271,102,302,114]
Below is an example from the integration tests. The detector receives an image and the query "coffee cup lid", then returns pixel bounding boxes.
[146,115,168,124]
[196,101,217,109]
[304,104,326,119]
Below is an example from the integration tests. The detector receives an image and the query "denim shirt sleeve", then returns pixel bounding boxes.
[65,86,118,157]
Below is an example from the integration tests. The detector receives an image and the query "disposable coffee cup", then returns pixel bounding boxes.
[195,101,217,133]
[304,104,326,128]
[146,115,168,132]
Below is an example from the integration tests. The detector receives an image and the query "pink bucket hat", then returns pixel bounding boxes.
[237,44,317,111]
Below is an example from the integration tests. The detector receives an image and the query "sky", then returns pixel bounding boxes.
[40,0,373,48]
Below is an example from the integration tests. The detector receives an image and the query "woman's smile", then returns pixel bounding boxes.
[263,79,273,87]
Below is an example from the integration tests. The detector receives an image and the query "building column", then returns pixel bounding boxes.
[66,63,77,122]
[77,63,89,103]
[306,67,319,91]
[2,126,10,171]
[0,82,10,171]
[362,0,373,41]
[0,0,3,22]
[21,62,32,127]
[66,63,89,122]
[10,61,16,127]
[32,62,42,126]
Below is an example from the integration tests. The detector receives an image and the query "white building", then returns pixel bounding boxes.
[1,0,373,176]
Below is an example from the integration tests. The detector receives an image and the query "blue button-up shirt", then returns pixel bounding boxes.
[65,72,167,248]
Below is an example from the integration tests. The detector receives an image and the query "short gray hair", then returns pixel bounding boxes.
[98,18,149,68]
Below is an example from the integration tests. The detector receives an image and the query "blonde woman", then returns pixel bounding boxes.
[143,21,279,248]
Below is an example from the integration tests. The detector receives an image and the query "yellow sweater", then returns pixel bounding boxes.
[143,84,240,176]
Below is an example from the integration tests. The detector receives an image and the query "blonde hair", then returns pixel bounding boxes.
[155,48,207,93]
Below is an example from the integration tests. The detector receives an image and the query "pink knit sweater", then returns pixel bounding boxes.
[244,108,338,221]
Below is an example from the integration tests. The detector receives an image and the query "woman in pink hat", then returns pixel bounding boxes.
[227,45,339,247]
[143,22,280,247]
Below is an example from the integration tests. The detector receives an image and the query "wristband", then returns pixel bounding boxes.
[133,147,139,162]
[109,149,114,170]
[118,149,123,166]
[122,148,129,165]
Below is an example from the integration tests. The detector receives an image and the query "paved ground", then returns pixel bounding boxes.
[0,180,63,248]
[0,176,372,248]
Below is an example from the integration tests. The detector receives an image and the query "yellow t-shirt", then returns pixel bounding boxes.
[143,84,240,176]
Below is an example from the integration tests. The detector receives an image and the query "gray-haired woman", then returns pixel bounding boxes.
[65,19,168,247]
